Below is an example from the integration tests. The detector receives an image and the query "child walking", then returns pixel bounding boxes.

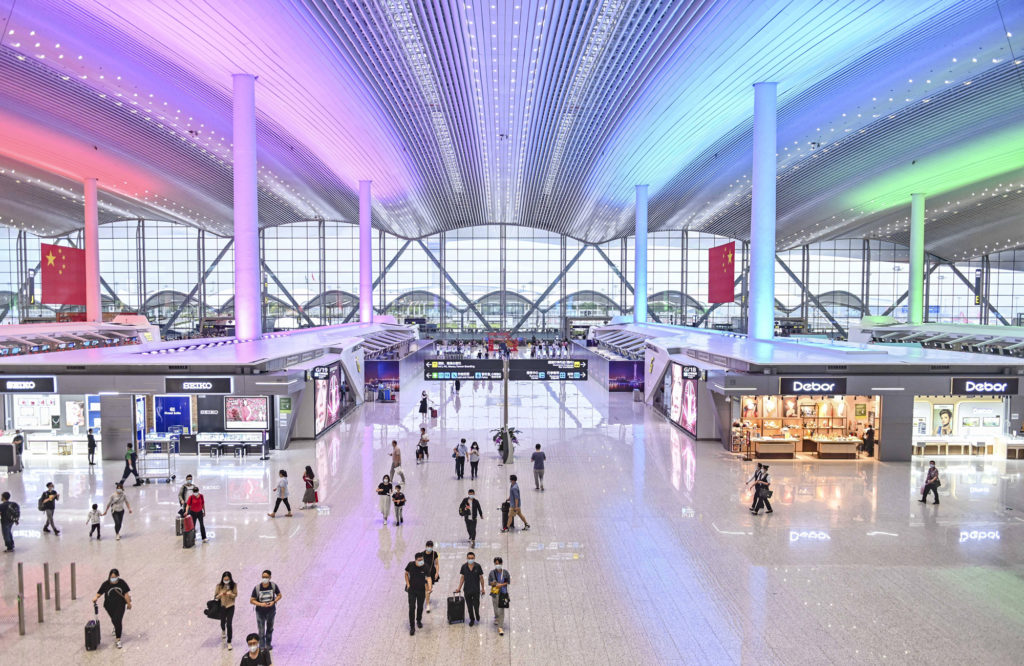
[392,485,406,525]
[87,503,101,539]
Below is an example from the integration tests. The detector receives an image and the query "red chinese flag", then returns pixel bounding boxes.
[708,241,735,304]
[40,243,87,305]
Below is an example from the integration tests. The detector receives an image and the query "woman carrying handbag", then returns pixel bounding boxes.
[301,466,319,509]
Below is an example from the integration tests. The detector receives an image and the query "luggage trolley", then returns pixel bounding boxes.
[138,445,176,484]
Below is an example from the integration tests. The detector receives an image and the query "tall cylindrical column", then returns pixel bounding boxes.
[84,178,101,322]
[908,192,926,325]
[359,180,373,323]
[633,184,649,323]
[748,82,778,340]
[232,73,262,340]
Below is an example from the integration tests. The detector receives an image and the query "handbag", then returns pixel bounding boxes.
[203,599,223,620]
[498,591,510,608]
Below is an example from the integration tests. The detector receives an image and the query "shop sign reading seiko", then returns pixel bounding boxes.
[164,377,233,394]
[0,376,57,393]
[779,377,847,395]
[951,378,1019,395]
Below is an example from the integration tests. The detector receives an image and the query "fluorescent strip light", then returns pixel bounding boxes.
[870,387,905,391]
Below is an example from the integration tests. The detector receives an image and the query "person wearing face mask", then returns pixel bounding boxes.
[184,485,208,542]
[40,481,60,535]
[250,570,282,651]
[102,482,133,540]
[459,489,483,546]
[177,475,194,514]
[469,442,480,480]
[919,460,941,504]
[392,484,406,525]
[92,568,132,649]
[240,632,272,665]
[422,540,440,612]
[488,556,510,636]
[404,551,431,635]
[454,551,485,627]
[214,571,238,650]
[377,475,393,525]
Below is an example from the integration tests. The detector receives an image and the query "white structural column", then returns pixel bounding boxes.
[908,193,926,325]
[748,81,778,340]
[232,73,262,340]
[83,177,101,322]
[633,184,649,323]
[359,180,373,323]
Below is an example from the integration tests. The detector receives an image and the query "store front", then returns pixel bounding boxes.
[0,376,102,456]
[911,378,1022,458]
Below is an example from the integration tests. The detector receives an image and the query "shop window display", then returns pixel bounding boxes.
[734,394,880,459]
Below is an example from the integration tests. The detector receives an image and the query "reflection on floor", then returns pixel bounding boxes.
[1,379,1023,664]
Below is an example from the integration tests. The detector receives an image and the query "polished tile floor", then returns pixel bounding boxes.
[2,379,1023,664]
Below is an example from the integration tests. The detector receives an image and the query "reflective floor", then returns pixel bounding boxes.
[2,379,1023,664]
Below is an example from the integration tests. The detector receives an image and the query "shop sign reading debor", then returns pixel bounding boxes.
[164,377,233,394]
[951,377,1019,395]
[779,377,847,395]
[0,376,57,393]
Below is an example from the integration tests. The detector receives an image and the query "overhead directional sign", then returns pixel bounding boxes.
[508,359,588,381]
[424,359,504,380]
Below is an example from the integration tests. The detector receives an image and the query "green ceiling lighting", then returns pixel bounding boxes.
[843,122,1024,214]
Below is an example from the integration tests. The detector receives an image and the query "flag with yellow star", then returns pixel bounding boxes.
[40,243,88,305]
[708,241,735,304]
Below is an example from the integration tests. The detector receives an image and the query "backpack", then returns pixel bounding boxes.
[2,501,20,523]
[38,492,48,512]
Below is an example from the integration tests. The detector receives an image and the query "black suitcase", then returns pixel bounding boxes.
[183,528,195,549]
[175,515,183,536]
[447,595,465,624]
[85,606,100,650]
[500,501,510,529]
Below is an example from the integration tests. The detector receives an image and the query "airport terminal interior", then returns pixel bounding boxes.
[0,1,1023,664]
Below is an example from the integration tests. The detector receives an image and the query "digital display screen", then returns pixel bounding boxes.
[314,361,342,436]
[224,396,269,430]
[507,359,588,381]
[678,377,698,436]
[669,363,683,424]
[424,359,504,380]
[608,360,643,392]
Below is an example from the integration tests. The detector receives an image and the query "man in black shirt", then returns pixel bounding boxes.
[454,551,485,626]
[87,429,97,465]
[404,552,431,635]
[459,489,483,546]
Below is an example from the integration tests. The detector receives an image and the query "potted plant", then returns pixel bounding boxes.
[491,426,521,464]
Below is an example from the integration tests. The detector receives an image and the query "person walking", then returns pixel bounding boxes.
[392,484,406,525]
[417,427,430,464]
[746,463,764,511]
[453,438,468,479]
[751,465,773,515]
[454,551,485,627]
[377,475,393,524]
[250,570,282,651]
[531,443,546,491]
[184,484,208,542]
[301,466,319,510]
[0,491,19,552]
[177,474,195,514]
[241,633,273,665]
[92,568,132,649]
[267,470,292,518]
[488,556,510,636]
[214,571,238,651]
[87,503,102,539]
[40,481,60,535]
[919,460,941,504]
[119,443,142,486]
[418,391,430,421]
[460,489,483,545]
[10,430,24,472]
[469,442,480,480]
[87,428,97,465]
[423,540,440,613]
[404,552,431,635]
[102,482,133,540]
[388,440,406,484]
[861,424,876,458]
[502,475,530,532]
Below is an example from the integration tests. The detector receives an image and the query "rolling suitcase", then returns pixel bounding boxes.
[182,514,195,549]
[430,407,438,418]
[447,595,465,624]
[500,501,510,529]
[85,605,100,650]
[175,515,183,536]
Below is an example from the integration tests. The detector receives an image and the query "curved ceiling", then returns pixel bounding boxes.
[0,0,1021,261]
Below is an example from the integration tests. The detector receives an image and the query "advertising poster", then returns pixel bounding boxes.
[661,366,673,413]
[14,395,59,429]
[327,364,342,427]
[933,404,954,435]
[134,395,147,443]
[364,360,400,394]
[669,363,684,424]
[64,399,86,427]
[608,360,644,392]
[87,395,102,429]
[314,362,342,437]
[155,395,191,433]
[678,377,698,436]
[224,396,269,430]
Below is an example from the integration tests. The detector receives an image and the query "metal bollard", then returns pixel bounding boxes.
[36,583,43,623]
[17,594,25,635]
[55,572,61,611]
[71,562,77,600]
[18,561,24,598]
[43,562,50,600]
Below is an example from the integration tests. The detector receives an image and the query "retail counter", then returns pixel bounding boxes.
[24,434,93,455]
[809,436,861,459]
[752,437,798,459]
[912,437,979,456]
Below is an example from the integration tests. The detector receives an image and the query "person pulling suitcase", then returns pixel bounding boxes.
[91,568,132,649]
